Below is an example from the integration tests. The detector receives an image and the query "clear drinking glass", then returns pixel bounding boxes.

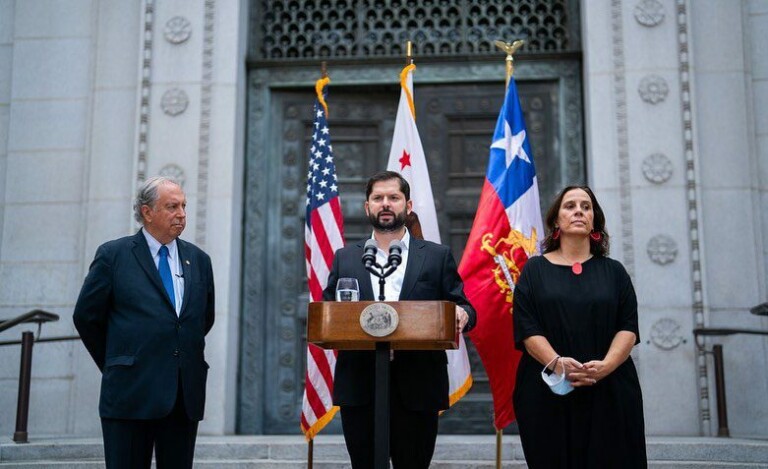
[335,277,360,302]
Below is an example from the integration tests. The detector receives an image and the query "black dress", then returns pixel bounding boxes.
[512,255,647,468]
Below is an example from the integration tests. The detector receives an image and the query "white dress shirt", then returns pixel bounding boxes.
[368,229,411,301]
[142,229,185,315]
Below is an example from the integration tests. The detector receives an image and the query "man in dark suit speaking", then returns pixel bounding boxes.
[74,176,215,469]
[323,171,476,469]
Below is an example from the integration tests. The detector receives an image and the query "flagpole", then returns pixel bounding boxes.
[305,61,330,469]
[491,39,525,469]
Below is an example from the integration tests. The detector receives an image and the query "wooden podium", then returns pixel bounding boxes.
[307,300,458,469]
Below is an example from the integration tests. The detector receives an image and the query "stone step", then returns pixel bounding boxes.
[2,435,767,468]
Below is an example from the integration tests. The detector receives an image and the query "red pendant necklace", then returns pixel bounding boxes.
[558,251,590,275]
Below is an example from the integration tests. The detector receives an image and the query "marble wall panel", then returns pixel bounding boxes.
[94,0,141,88]
[700,188,761,309]
[0,0,14,43]
[0,45,11,100]
[583,74,620,189]
[749,0,768,15]
[750,13,768,77]
[580,0,613,75]
[694,73,751,188]
[10,38,91,99]
[70,343,102,435]
[7,100,87,151]
[0,261,81,306]
[23,378,73,434]
[639,308,700,435]
[622,0,679,73]
[212,1,246,85]
[631,186,692,309]
[1,203,81,262]
[206,84,238,198]
[13,0,92,38]
[88,89,137,200]
[0,105,8,151]
[690,1,746,73]
[152,1,204,85]
[147,87,201,173]
[755,81,768,137]
[5,151,82,203]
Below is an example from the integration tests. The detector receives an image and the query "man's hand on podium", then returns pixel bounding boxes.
[455,305,469,333]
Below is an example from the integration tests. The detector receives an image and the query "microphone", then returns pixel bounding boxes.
[362,239,378,269]
[174,273,184,278]
[388,240,405,268]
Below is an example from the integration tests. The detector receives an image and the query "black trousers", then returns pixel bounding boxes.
[101,382,199,469]
[339,390,439,469]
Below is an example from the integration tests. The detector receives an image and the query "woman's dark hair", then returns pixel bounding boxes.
[365,170,410,201]
[541,185,610,256]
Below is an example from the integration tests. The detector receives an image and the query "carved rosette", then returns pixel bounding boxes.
[639,75,669,104]
[647,234,677,265]
[164,16,192,44]
[634,0,665,27]
[159,164,185,187]
[161,88,189,116]
[650,318,683,350]
[642,153,673,184]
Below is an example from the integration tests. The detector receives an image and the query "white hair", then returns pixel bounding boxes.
[133,176,181,224]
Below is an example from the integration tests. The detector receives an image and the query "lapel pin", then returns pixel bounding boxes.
[185,260,191,265]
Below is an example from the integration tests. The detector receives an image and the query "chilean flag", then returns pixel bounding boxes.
[459,78,544,430]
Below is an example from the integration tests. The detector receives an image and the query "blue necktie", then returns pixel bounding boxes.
[158,245,176,309]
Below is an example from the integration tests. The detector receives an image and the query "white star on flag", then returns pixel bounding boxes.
[490,120,530,167]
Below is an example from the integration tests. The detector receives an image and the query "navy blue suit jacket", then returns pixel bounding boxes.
[74,231,215,421]
[323,237,476,411]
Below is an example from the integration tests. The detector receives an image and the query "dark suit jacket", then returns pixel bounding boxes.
[73,231,215,421]
[323,237,476,412]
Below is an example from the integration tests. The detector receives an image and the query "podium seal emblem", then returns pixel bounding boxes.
[360,303,399,337]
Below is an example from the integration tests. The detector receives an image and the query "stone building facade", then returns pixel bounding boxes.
[0,0,765,438]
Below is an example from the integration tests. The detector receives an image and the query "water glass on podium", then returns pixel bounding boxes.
[336,278,360,302]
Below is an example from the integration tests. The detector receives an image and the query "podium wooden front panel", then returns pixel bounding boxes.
[307,301,458,350]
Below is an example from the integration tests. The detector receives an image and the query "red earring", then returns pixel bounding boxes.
[552,227,561,240]
[590,230,602,242]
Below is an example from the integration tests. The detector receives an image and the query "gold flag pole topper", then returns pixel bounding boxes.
[492,39,524,469]
[494,39,525,87]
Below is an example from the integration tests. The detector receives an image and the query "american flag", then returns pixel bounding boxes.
[301,77,344,439]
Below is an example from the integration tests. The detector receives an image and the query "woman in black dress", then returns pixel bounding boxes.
[513,186,647,468]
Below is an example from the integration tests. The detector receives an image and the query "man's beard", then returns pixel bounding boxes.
[369,209,407,232]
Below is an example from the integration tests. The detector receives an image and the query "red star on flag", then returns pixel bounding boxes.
[399,150,411,170]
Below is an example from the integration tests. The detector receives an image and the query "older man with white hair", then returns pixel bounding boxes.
[74,176,215,469]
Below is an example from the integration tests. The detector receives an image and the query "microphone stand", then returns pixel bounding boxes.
[361,254,401,469]
[365,261,399,301]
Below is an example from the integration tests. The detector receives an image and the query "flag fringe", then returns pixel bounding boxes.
[301,406,339,442]
[448,375,473,407]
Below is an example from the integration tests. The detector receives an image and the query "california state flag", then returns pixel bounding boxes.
[387,63,473,406]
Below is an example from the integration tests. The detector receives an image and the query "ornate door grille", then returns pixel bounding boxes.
[250,0,580,61]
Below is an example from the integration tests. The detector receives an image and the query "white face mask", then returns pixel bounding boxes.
[541,356,574,396]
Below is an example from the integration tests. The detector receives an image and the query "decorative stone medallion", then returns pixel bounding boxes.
[360,303,399,338]
[647,234,677,265]
[161,88,189,116]
[638,75,669,104]
[634,0,665,27]
[642,153,673,184]
[650,318,683,350]
[159,164,185,187]
[164,16,192,44]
